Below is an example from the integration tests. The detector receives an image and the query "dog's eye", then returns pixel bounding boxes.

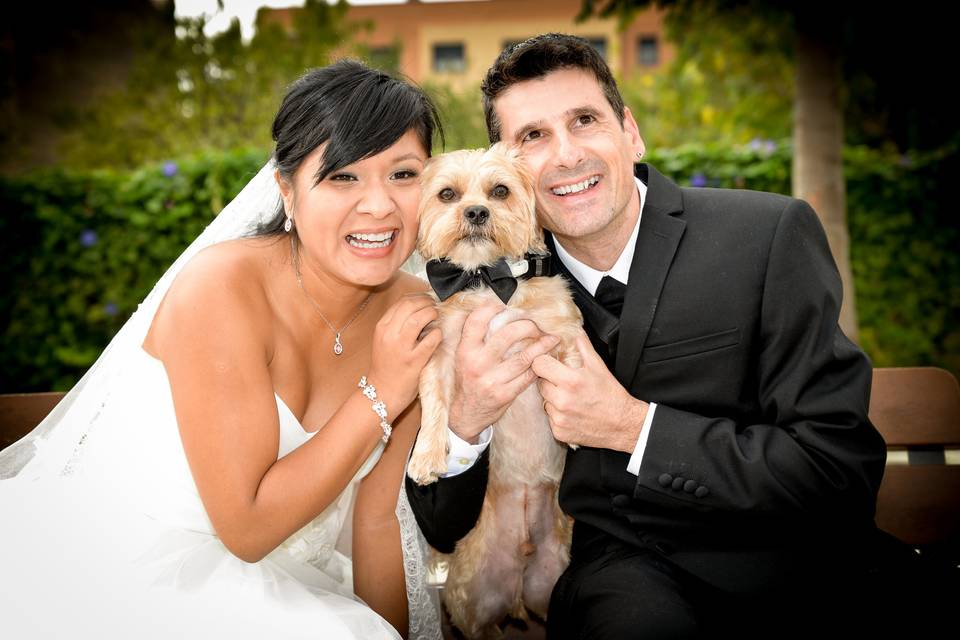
[438,188,457,202]
[491,185,509,199]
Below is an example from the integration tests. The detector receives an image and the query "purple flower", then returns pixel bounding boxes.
[748,138,764,151]
[691,173,707,188]
[764,140,777,154]
[104,302,119,317]
[80,229,98,247]
[162,161,179,177]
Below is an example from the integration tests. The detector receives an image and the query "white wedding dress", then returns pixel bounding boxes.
[0,162,441,639]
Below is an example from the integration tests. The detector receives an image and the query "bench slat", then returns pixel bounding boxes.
[0,391,66,449]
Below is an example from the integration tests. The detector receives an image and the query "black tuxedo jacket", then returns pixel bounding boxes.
[406,164,886,596]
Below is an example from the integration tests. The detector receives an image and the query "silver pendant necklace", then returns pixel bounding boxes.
[292,238,371,356]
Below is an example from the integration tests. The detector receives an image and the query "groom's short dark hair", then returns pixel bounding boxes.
[481,33,627,143]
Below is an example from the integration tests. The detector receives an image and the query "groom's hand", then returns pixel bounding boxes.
[534,330,648,452]
[448,303,561,443]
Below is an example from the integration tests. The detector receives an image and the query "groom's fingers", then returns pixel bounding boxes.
[486,319,541,360]
[459,303,504,353]
[498,334,561,381]
[532,352,576,386]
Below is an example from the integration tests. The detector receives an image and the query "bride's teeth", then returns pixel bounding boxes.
[551,175,599,196]
[352,231,393,241]
[347,231,395,249]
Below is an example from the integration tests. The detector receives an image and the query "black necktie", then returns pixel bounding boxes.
[593,275,626,368]
[594,275,626,316]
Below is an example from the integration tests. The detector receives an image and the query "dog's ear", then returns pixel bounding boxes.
[488,142,535,196]
[490,141,522,162]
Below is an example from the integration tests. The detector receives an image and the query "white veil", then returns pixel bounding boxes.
[0,160,441,639]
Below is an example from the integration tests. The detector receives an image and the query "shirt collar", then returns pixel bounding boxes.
[553,176,646,296]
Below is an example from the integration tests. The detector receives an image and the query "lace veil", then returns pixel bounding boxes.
[0,160,441,639]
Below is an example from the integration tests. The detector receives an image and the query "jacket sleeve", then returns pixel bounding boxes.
[404,446,490,552]
[634,198,886,526]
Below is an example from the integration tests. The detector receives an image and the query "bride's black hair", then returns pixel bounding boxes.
[256,59,443,236]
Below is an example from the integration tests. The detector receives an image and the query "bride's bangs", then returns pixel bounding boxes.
[316,71,442,185]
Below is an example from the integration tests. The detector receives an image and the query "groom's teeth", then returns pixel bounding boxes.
[347,231,395,249]
[551,175,600,196]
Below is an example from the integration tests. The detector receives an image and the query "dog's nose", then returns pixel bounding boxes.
[463,205,489,226]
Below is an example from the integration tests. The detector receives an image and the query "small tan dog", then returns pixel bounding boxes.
[407,143,583,639]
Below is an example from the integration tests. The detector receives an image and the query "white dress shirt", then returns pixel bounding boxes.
[443,176,657,477]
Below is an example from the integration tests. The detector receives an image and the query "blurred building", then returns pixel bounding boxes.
[260,0,672,90]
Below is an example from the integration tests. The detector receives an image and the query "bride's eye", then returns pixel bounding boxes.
[392,169,419,180]
[329,173,357,182]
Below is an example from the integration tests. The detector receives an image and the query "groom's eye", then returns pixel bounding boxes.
[522,130,542,143]
[438,187,457,202]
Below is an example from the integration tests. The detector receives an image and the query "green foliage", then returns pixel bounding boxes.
[0,148,269,391]
[1,143,955,391]
[422,82,490,152]
[57,0,362,170]
[620,2,794,148]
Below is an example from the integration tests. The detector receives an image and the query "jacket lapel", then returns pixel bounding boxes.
[614,164,686,384]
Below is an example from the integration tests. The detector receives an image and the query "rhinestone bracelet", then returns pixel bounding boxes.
[358,375,392,443]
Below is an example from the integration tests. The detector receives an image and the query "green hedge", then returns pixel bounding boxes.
[0,149,270,391]
[1,144,956,391]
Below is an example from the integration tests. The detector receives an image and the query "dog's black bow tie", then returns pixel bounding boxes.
[425,255,551,304]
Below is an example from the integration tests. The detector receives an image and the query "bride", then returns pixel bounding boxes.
[0,60,444,639]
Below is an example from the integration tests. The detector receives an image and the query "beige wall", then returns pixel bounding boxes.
[264,0,672,88]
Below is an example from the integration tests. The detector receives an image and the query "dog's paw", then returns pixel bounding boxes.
[406,450,448,486]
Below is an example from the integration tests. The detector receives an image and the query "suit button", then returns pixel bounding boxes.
[683,480,697,493]
[695,485,710,498]
[612,494,631,508]
[654,541,675,555]
[658,473,673,487]
[671,477,685,491]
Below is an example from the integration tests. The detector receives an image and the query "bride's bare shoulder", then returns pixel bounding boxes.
[146,237,282,354]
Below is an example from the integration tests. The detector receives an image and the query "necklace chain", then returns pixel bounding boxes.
[291,236,371,356]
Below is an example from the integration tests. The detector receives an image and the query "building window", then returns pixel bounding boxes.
[637,35,659,67]
[433,43,465,73]
[586,37,607,60]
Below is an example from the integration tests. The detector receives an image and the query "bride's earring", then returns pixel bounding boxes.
[284,216,294,233]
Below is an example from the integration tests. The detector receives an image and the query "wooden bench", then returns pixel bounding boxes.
[869,367,960,551]
[3,368,958,636]
[0,391,65,451]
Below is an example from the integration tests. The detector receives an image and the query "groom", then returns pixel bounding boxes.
[407,33,888,636]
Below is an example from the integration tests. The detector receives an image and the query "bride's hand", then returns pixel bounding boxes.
[367,293,441,415]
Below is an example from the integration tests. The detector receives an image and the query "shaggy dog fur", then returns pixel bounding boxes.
[408,144,583,639]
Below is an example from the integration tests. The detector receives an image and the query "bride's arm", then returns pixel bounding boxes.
[152,251,439,566]
[351,400,422,638]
